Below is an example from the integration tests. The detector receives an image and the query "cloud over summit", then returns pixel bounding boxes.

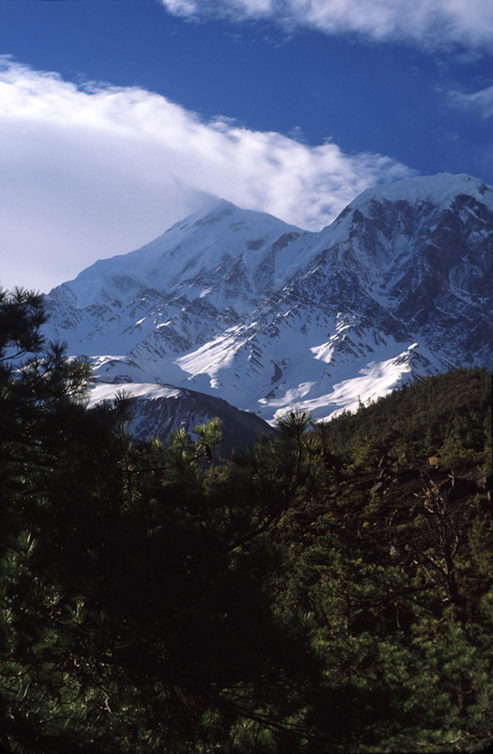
[0,58,412,293]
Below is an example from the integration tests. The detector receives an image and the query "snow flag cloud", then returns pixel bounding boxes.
[0,57,412,293]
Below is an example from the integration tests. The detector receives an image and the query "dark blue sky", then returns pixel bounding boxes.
[2,1,492,178]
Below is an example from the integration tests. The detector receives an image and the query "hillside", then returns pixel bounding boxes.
[281,367,492,611]
[317,366,492,469]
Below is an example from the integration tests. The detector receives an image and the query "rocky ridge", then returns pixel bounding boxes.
[43,173,493,445]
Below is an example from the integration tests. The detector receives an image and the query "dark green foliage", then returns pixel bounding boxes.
[0,288,46,360]
[316,367,491,469]
[0,295,320,752]
[0,289,492,753]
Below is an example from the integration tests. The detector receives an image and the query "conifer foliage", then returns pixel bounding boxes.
[0,289,492,753]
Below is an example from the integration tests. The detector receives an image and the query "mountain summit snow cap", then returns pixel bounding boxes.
[350,173,493,213]
[47,197,307,309]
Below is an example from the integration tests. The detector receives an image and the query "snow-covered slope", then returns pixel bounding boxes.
[44,173,493,437]
[50,199,313,313]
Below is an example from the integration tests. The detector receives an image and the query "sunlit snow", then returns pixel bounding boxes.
[43,173,492,431]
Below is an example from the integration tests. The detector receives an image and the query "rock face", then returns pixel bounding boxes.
[85,382,275,454]
[43,173,493,443]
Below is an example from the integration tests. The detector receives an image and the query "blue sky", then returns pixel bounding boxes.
[1,0,492,292]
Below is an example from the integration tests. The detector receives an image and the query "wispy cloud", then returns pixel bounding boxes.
[448,85,493,118]
[159,0,493,49]
[0,58,413,293]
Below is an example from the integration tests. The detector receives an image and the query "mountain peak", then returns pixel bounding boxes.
[48,197,306,309]
[162,198,238,234]
[147,196,302,248]
[350,173,493,212]
[43,172,492,436]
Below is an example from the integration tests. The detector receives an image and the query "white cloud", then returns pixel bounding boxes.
[159,0,493,49]
[0,58,413,293]
[448,85,493,118]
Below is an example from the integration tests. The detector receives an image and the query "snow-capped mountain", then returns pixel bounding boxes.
[44,173,493,442]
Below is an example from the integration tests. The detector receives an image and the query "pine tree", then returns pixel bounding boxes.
[0,291,322,753]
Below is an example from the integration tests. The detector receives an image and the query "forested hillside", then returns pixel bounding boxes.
[316,367,491,470]
[1,288,492,753]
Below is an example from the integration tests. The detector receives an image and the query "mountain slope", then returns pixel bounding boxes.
[43,173,493,434]
[88,381,275,454]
